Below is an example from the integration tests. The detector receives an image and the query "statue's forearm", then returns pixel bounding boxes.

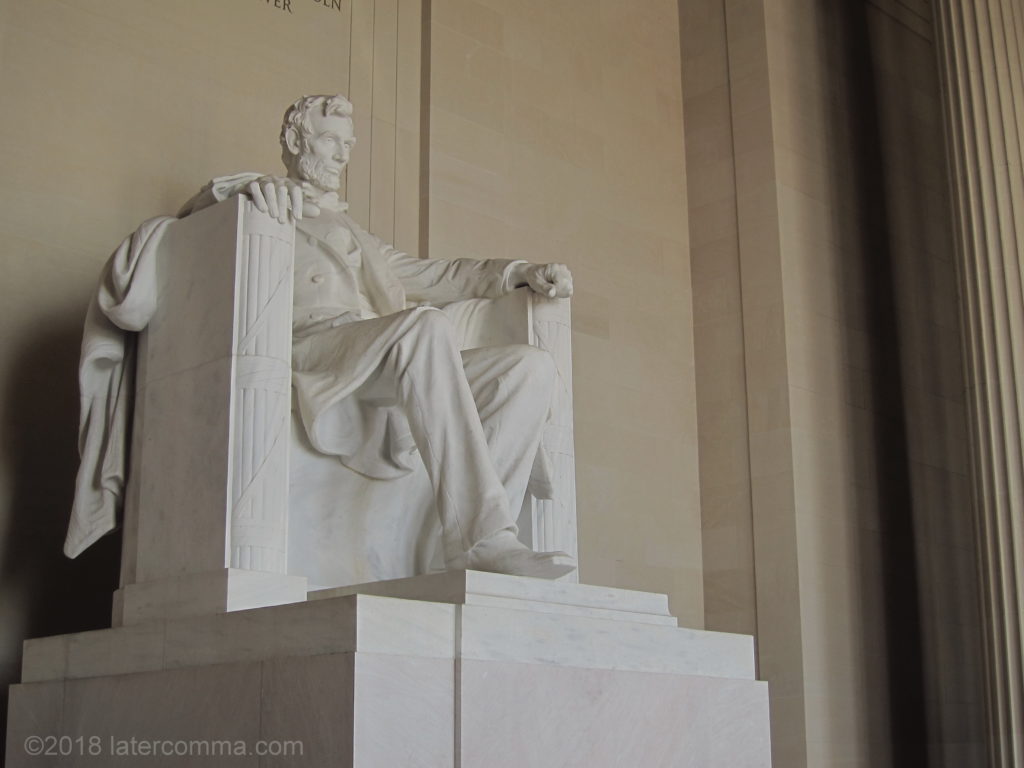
[176,173,263,218]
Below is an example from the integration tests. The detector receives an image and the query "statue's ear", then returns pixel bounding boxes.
[284,126,302,157]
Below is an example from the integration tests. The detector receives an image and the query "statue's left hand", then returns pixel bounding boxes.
[516,262,574,299]
[245,176,321,222]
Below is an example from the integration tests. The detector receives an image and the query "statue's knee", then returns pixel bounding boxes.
[512,345,556,389]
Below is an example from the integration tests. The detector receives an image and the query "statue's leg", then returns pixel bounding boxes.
[459,344,556,517]
[378,308,518,559]
[378,308,574,578]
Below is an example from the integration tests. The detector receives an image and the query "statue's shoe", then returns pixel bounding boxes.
[465,531,577,579]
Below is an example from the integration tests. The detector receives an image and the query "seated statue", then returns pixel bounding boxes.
[65,94,576,582]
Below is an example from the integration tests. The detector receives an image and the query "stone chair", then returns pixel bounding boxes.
[112,197,578,626]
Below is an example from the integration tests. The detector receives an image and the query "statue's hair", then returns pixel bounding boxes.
[280,94,353,167]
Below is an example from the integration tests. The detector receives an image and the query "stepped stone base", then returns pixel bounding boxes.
[6,571,771,767]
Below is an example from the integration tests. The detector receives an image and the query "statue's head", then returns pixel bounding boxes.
[280,94,356,192]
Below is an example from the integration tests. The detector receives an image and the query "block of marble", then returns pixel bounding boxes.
[8,574,771,767]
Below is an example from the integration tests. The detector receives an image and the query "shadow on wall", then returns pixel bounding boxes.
[826,4,926,764]
[0,307,121,757]
[824,3,985,767]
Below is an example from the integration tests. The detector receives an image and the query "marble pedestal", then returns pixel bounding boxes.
[6,572,771,767]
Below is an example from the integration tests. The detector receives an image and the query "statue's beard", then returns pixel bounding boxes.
[297,154,344,192]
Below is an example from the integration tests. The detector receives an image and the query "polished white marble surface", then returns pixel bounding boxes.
[353,653,454,766]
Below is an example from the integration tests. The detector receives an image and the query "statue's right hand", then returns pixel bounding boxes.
[245,176,321,222]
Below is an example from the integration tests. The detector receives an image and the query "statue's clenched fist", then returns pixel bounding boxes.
[511,262,574,299]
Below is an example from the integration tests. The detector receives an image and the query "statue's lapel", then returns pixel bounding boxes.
[294,218,347,267]
[294,216,406,316]
[338,214,407,315]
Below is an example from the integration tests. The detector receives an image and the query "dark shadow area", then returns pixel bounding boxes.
[822,3,930,765]
[0,306,121,759]
[821,2,987,766]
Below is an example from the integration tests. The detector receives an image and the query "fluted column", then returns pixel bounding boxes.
[933,1,1024,764]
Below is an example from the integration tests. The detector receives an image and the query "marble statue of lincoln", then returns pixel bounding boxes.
[179,94,576,579]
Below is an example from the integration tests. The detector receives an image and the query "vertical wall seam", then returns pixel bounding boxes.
[390,0,399,252]
[419,0,431,260]
[720,0,761,669]
[368,0,378,232]
[345,0,355,203]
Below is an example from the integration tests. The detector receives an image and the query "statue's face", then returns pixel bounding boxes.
[296,113,356,192]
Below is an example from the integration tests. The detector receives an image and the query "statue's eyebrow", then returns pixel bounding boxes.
[317,131,356,143]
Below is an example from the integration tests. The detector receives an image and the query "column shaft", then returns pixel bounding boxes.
[934,1,1024,764]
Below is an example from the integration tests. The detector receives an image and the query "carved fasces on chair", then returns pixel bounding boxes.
[528,296,578,572]
[229,209,295,573]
